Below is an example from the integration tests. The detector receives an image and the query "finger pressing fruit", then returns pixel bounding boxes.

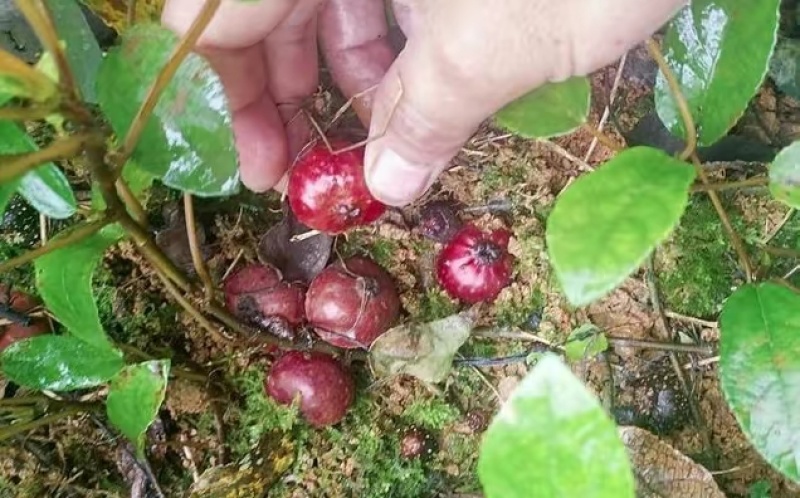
[223,264,306,334]
[305,256,400,349]
[436,224,514,303]
[265,351,355,427]
[0,287,50,353]
[287,140,386,234]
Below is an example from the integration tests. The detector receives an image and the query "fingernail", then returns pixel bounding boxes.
[366,147,433,206]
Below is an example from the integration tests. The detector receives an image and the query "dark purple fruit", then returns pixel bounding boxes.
[223,263,306,326]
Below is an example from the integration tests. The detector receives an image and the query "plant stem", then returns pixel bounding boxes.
[0,405,94,441]
[760,245,800,259]
[0,395,50,407]
[116,178,149,228]
[691,176,769,193]
[156,270,227,342]
[0,48,57,102]
[0,105,57,121]
[126,0,139,26]
[606,336,715,354]
[0,132,94,185]
[0,215,113,275]
[116,0,221,167]
[645,38,697,161]
[183,193,215,301]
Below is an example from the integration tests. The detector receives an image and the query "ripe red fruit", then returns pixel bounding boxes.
[223,264,306,329]
[265,351,355,427]
[435,224,514,303]
[305,256,400,349]
[0,288,50,353]
[287,140,386,234]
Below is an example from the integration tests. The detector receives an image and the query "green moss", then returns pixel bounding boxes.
[416,289,459,322]
[494,288,544,327]
[480,159,529,196]
[402,397,461,430]
[338,232,401,269]
[658,196,741,318]
[436,433,482,492]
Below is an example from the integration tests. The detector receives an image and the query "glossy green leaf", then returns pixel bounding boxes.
[546,146,696,307]
[45,0,103,102]
[769,38,800,100]
[478,354,635,498]
[96,23,240,197]
[769,141,800,209]
[0,335,124,391]
[35,225,124,350]
[720,283,800,482]
[495,77,590,138]
[655,0,781,146]
[107,360,170,457]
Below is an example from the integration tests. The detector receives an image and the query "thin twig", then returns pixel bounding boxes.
[117,0,222,166]
[682,356,719,370]
[762,208,794,245]
[606,336,715,355]
[664,311,717,328]
[126,0,138,26]
[760,245,800,260]
[155,271,226,342]
[0,105,57,121]
[0,216,114,275]
[584,53,628,162]
[0,133,94,185]
[536,139,593,171]
[690,176,768,193]
[581,124,621,153]
[0,48,57,102]
[183,193,215,301]
[116,179,149,228]
[0,405,88,441]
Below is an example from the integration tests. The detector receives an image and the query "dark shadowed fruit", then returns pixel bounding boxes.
[265,351,354,427]
[435,224,514,303]
[399,426,437,459]
[417,200,463,243]
[223,264,306,328]
[0,287,50,352]
[287,140,386,234]
[305,256,400,349]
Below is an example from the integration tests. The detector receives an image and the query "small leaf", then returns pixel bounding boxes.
[495,77,591,138]
[655,0,781,146]
[35,225,124,350]
[96,23,240,197]
[477,354,635,498]
[768,140,800,209]
[369,312,475,383]
[546,146,696,307]
[719,282,800,481]
[1,335,124,390]
[107,360,170,457]
[563,324,608,362]
[45,0,104,102]
[17,163,78,219]
[0,50,58,103]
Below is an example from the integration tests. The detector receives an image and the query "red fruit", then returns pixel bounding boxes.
[287,140,386,234]
[0,287,50,353]
[223,264,306,327]
[265,351,355,427]
[306,256,400,349]
[435,224,514,303]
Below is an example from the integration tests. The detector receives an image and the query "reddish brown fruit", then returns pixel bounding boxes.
[287,140,386,234]
[0,287,50,353]
[399,426,437,459]
[265,351,355,427]
[305,256,400,349]
[223,264,306,327]
[435,224,514,303]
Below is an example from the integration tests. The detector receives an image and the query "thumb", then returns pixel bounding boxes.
[363,43,508,207]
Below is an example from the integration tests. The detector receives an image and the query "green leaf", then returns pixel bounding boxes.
[91,160,156,212]
[563,324,608,362]
[720,282,800,482]
[768,140,800,209]
[769,38,800,100]
[655,0,781,146]
[0,51,58,103]
[1,335,124,391]
[0,181,19,219]
[477,354,635,498]
[495,77,590,139]
[96,23,240,197]
[45,0,104,103]
[107,360,170,457]
[17,163,78,219]
[546,146,696,307]
[35,225,124,350]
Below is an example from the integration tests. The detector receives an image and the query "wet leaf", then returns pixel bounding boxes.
[258,205,333,283]
[769,140,800,209]
[495,77,590,138]
[655,0,781,146]
[563,324,608,362]
[619,426,725,497]
[0,335,124,390]
[719,282,800,481]
[546,146,696,307]
[369,312,474,384]
[769,38,800,100]
[35,225,123,351]
[80,0,165,33]
[478,354,635,498]
[107,360,170,457]
[0,120,76,219]
[46,0,103,102]
[96,23,239,197]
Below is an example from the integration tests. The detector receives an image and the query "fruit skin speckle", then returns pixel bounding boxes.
[265,351,355,427]
[435,224,514,304]
[287,140,386,235]
[305,256,400,350]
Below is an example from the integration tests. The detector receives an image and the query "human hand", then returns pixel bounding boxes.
[164,0,687,205]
